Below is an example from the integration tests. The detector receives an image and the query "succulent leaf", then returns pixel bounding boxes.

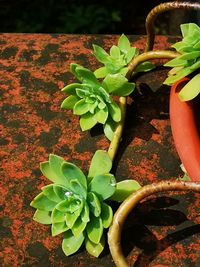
[30,192,57,211]
[51,207,66,223]
[109,179,142,202]
[33,210,52,224]
[70,179,87,199]
[86,215,103,244]
[65,209,81,229]
[42,184,63,203]
[62,231,85,256]
[87,192,101,217]
[100,203,113,228]
[80,112,98,131]
[72,217,87,237]
[108,100,121,122]
[81,202,90,223]
[179,73,200,101]
[88,173,116,200]
[118,34,131,53]
[88,150,112,179]
[52,221,69,236]
[164,23,200,101]
[73,99,92,115]
[61,95,80,109]
[85,235,105,258]
[61,161,87,189]
[103,118,117,141]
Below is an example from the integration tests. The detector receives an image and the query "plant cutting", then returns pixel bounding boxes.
[30,1,200,266]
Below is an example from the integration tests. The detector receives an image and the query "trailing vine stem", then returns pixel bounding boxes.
[127,50,179,80]
[145,1,200,52]
[108,180,200,267]
[108,96,126,161]
[107,50,178,162]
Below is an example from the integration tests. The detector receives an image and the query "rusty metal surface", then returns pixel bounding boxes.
[0,33,200,267]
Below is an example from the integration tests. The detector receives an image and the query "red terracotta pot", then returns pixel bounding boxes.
[170,78,200,181]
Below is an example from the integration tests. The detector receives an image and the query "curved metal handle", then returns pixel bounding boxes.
[145,1,200,52]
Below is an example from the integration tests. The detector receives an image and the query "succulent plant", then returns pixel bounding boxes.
[164,23,200,101]
[61,63,134,139]
[30,150,141,257]
[93,34,154,78]
[30,150,115,257]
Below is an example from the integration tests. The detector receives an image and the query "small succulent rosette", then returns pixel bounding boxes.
[61,34,154,141]
[61,63,134,140]
[93,34,154,78]
[164,23,200,101]
[30,150,141,257]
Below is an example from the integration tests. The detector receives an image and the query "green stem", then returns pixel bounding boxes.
[107,50,178,162]
[108,96,126,161]
[108,180,200,267]
[127,50,179,79]
[145,1,200,52]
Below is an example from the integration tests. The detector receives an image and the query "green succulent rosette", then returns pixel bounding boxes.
[93,34,154,78]
[61,63,134,139]
[164,23,200,101]
[30,150,141,257]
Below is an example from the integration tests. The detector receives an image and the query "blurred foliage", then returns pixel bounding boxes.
[0,0,198,34]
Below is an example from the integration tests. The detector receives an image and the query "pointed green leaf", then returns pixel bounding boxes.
[95,107,108,124]
[86,216,103,244]
[76,67,98,85]
[70,179,87,199]
[108,101,121,122]
[40,161,57,183]
[61,95,80,110]
[80,112,97,131]
[100,203,113,228]
[109,179,141,202]
[110,45,120,59]
[49,154,69,187]
[93,44,109,64]
[61,83,82,95]
[53,185,67,201]
[103,118,117,141]
[62,231,85,256]
[42,184,63,203]
[51,207,66,223]
[125,47,138,63]
[135,61,155,72]
[88,150,112,179]
[119,67,128,76]
[164,57,188,68]
[89,174,116,201]
[33,209,52,224]
[54,199,69,213]
[66,209,81,229]
[164,62,199,85]
[181,23,200,37]
[81,203,90,223]
[70,63,82,79]
[103,73,134,96]
[85,235,105,258]
[94,67,109,78]
[61,161,87,189]
[179,74,200,101]
[30,192,57,211]
[71,217,87,237]
[118,34,131,53]
[73,99,91,115]
[56,198,82,214]
[87,192,101,217]
[52,221,69,236]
